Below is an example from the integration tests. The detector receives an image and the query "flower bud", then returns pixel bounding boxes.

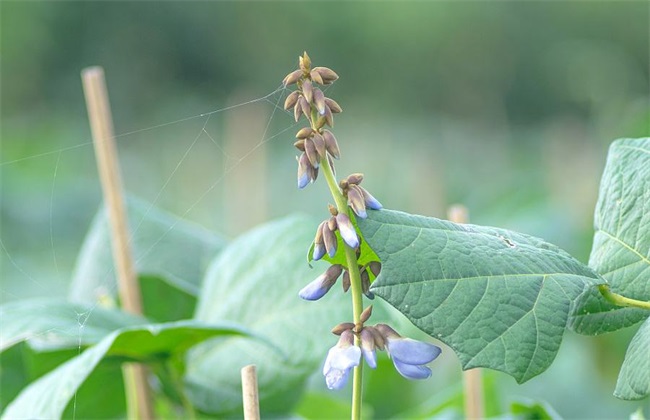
[299,51,311,72]
[304,138,320,168]
[308,161,319,183]
[296,127,313,139]
[360,305,373,324]
[365,326,385,351]
[302,79,314,103]
[336,213,359,248]
[328,216,338,232]
[360,328,377,369]
[293,139,305,151]
[284,91,300,110]
[328,204,338,216]
[328,154,336,176]
[299,96,311,120]
[311,132,326,158]
[369,261,382,277]
[331,322,355,335]
[298,264,342,301]
[293,101,303,122]
[361,268,374,299]
[323,105,334,127]
[342,270,351,292]
[322,222,338,258]
[314,88,326,115]
[312,67,339,83]
[283,69,302,86]
[312,221,326,261]
[347,185,367,219]
[325,97,342,113]
[322,130,341,159]
[297,153,311,189]
[359,186,383,210]
[346,173,364,185]
[310,69,324,85]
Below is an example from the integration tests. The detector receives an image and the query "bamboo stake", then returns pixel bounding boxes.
[241,365,260,420]
[81,66,154,420]
[448,204,485,420]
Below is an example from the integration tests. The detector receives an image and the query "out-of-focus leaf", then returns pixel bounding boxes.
[139,275,196,322]
[0,298,145,352]
[1,320,252,419]
[509,399,562,420]
[69,197,226,303]
[570,138,650,335]
[614,317,650,400]
[358,209,602,383]
[187,215,350,416]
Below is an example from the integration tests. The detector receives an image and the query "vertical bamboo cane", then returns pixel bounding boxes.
[81,66,154,420]
[448,204,485,420]
[241,365,260,420]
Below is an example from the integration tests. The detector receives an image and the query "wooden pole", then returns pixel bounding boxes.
[241,365,260,420]
[448,204,485,420]
[81,66,154,420]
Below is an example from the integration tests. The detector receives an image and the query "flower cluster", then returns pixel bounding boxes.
[324,314,442,390]
[286,52,441,394]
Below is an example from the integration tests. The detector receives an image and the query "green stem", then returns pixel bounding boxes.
[599,284,650,310]
[166,360,196,420]
[320,155,364,420]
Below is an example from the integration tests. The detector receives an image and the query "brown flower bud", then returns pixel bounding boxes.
[297,153,311,189]
[366,326,385,351]
[312,67,339,83]
[310,69,324,85]
[322,222,337,258]
[360,305,373,324]
[296,127,313,139]
[327,216,338,232]
[302,79,314,103]
[311,132,326,158]
[324,97,342,113]
[369,261,382,277]
[304,138,320,168]
[283,69,302,86]
[332,322,355,335]
[299,96,311,120]
[322,130,340,159]
[347,185,367,218]
[361,268,371,294]
[293,102,302,122]
[299,51,311,72]
[284,91,300,110]
[342,270,351,292]
[339,179,349,191]
[328,204,338,216]
[314,88,326,115]
[328,154,336,176]
[323,105,334,127]
[346,173,364,185]
[308,161,319,183]
[293,139,305,151]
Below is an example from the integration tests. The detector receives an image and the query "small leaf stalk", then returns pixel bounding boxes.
[285,52,442,420]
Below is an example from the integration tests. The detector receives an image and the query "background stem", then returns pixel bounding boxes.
[598,284,650,310]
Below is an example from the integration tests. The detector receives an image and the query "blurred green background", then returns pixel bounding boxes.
[1,1,648,418]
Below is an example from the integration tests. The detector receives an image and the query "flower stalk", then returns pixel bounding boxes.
[598,284,650,311]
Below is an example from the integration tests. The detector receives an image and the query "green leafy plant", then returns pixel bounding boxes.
[1,53,647,419]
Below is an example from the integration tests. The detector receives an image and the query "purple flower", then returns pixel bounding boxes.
[298,265,343,301]
[376,324,441,380]
[323,330,361,390]
[360,187,382,210]
[336,213,359,248]
[360,329,377,369]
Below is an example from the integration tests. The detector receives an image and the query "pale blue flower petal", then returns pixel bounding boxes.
[312,243,326,261]
[299,276,332,301]
[392,359,432,380]
[388,338,441,366]
[325,367,350,390]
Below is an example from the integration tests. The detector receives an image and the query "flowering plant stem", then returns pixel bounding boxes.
[320,151,364,420]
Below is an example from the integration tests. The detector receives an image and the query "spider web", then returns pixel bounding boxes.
[0,82,298,417]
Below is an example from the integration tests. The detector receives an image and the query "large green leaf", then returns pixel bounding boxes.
[357,209,602,383]
[187,214,350,416]
[570,138,650,335]
[69,197,226,303]
[1,320,252,419]
[0,298,145,352]
[614,317,650,400]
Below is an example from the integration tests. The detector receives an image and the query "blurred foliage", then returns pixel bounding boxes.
[1,1,649,418]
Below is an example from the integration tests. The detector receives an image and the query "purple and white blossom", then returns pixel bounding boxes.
[323,330,361,390]
[336,213,359,248]
[376,324,442,380]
